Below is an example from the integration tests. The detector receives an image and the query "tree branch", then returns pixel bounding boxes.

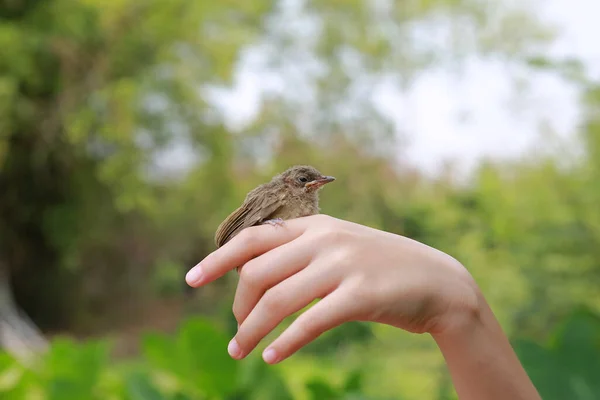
[0,260,49,366]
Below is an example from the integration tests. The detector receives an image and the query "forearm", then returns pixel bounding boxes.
[432,290,541,400]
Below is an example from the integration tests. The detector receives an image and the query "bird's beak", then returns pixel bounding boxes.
[305,175,336,189]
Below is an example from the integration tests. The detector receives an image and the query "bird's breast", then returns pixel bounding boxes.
[272,194,319,220]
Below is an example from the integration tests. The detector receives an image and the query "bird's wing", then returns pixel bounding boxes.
[214,188,284,248]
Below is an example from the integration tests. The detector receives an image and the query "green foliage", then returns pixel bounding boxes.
[0,317,374,400]
[514,308,600,400]
[142,319,238,398]
[0,0,556,330]
[3,310,598,399]
[2,0,599,398]
[304,370,394,400]
[44,339,109,400]
[301,322,374,356]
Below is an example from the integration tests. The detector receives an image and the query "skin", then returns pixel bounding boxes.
[186,215,542,400]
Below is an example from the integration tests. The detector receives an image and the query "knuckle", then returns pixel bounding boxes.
[313,214,333,224]
[236,227,258,247]
[238,260,261,288]
[308,230,330,246]
[261,288,285,315]
[319,227,354,247]
[342,274,367,298]
[307,229,357,270]
[329,246,353,267]
[352,282,372,305]
[295,314,320,338]
[232,302,243,322]
[332,228,352,244]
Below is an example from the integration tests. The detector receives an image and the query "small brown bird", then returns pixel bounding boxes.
[214,165,335,248]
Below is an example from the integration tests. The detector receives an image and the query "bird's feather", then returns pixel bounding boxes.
[214,184,285,247]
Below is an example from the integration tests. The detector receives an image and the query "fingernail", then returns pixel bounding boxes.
[185,265,203,285]
[228,339,242,359]
[262,348,279,364]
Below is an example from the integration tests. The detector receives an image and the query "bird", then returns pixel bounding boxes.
[214,165,335,249]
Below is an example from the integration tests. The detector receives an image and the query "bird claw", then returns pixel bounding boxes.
[264,218,285,228]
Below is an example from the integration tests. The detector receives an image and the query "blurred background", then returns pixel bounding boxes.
[1,0,599,399]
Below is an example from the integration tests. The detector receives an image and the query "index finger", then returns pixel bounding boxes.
[185,218,309,287]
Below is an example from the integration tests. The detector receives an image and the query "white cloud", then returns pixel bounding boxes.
[199,0,599,178]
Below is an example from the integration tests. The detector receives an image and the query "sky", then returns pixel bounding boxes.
[386,0,600,176]
[162,0,600,179]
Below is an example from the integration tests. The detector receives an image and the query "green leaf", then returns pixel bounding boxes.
[515,308,600,400]
[125,371,167,400]
[176,318,239,397]
[142,333,182,377]
[237,355,294,400]
[43,338,110,400]
[342,370,363,393]
[306,378,341,400]
[301,322,374,356]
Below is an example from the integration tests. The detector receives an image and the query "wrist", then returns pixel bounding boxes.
[425,256,485,342]
[429,287,542,400]
[430,284,485,344]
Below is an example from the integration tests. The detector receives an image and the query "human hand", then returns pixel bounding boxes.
[185,214,480,364]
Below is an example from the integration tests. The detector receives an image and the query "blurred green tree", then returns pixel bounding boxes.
[2,4,582,399]
[0,0,550,339]
[0,0,274,340]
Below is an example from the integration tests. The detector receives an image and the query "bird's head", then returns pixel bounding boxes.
[278,165,335,195]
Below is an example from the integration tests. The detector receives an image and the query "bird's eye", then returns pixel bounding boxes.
[298,177,308,183]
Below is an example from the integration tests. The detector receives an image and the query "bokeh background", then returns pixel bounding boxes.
[1,0,600,399]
